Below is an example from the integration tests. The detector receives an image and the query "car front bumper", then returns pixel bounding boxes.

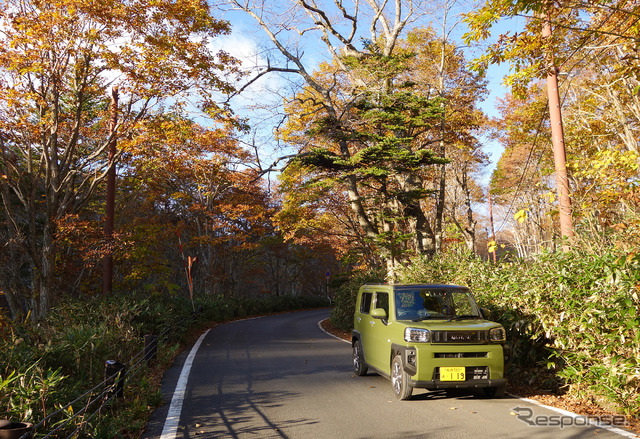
[409,377,507,390]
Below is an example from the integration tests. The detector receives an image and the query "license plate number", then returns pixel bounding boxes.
[440,367,465,381]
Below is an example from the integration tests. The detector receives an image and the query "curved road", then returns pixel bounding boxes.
[142,309,635,439]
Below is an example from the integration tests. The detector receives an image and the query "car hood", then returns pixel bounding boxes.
[399,319,500,331]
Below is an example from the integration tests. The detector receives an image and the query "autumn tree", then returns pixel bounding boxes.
[465,0,640,248]
[402,27,489,253]
[465,0,640,89]
[228,1,436,278]
[489,84,558,256]
[488,68,640,256]
[230,0,490,277]
[275,160,377,269]
[280,29,486,266]
[560,49,640,224]
[0,0,239,318]
[276,33,489,274]
[111,108,336,299]
[274,50,446,277]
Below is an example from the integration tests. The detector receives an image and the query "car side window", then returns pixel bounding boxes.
[360,292,373,314]
[375,292,389,316]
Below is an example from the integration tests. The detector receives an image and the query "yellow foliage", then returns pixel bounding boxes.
[543,191,556,203]
[514,209,529,224]
[573,149,639,189]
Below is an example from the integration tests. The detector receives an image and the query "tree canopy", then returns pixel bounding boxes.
[1,0,241,317]
[1,0,639,320]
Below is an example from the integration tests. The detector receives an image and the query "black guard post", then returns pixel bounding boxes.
[104,360,126,399]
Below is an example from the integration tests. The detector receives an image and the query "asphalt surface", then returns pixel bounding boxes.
[141,309,637,439]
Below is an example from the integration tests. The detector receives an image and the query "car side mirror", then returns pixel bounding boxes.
[371,308,387,319]
[480,307,492,320]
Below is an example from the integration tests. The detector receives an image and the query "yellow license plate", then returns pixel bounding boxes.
[440,367,465,381]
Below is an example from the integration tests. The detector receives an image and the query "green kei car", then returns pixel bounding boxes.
[352,284,508,400]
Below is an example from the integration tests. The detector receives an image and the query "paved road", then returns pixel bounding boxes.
[142,309,636,439]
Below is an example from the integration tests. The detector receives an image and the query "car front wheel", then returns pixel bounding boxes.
[391,355,413,400]
[353,341,368,376]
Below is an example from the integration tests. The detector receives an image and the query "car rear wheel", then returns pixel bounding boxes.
[391,355,413,400]
[353,341,368,376]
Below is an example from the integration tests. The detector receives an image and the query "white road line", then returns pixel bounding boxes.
[159,329,210,439]
[317,319,638,438]
[317,319,350,343]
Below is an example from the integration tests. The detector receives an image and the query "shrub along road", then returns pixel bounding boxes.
[142,309,636,438]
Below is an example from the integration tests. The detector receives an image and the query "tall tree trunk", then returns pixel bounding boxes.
[38,221,56,319]
[435,143,446,253]
[398,173,436,255]
[434,16,448,253]
[1,237,23,319]
[459,170,477,252]
[103,87,119,295]
[0,169,25,318]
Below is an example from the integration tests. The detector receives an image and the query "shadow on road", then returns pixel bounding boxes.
[182,389,319,438]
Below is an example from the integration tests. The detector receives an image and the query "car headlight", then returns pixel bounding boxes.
[405,327,430,343]
[489,327,506,342]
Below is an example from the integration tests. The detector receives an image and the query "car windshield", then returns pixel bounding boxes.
[394,288,481,321]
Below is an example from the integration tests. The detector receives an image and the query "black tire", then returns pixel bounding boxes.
[483,383,506,398]
[391,355,413,400]
[352,341,368,376]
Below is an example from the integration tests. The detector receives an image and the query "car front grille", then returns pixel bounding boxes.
[434,352,488,358]
[431,330,489,343]
[433,366,489,381]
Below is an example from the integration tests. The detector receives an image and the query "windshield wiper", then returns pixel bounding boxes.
[447,315,481,322]
[411,316,444,322]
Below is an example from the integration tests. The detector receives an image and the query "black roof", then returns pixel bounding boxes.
[363,283,469,289]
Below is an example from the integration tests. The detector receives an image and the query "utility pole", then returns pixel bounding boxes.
[542,8,574,250]
[103,87,118,295]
